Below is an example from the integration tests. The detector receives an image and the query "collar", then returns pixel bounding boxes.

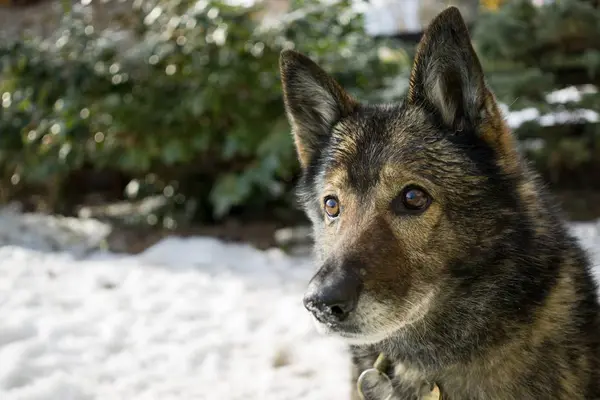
[356,353,442,400]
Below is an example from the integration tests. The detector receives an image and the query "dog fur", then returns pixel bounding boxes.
[279,6,600,400]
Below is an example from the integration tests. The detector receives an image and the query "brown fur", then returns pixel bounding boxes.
[280,6,600,400]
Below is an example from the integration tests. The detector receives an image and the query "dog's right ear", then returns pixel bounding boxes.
[279,50,357,169]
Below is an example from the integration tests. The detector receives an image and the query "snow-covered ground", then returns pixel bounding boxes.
[0,223,350,400]
[0,210,599,400]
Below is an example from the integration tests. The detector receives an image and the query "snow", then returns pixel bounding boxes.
[545,85,598,104]
[0,209,599,400]
[0,207,111,258]
[0,235,350,400]
[502,85,600,130]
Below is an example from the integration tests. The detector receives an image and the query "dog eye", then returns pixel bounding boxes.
[402,187,430,210]
[392,186,431,214]
[324,196,340,218]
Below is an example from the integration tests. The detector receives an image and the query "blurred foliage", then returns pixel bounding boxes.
[473,0,600,190]
[4,0,599,226]
[0,0,407,225]
[475,0,600,108]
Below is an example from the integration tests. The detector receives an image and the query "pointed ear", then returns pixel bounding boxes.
[279,50,358,169]
[407,6,486,131]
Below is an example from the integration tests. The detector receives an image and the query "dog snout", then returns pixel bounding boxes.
[303,264,362,323]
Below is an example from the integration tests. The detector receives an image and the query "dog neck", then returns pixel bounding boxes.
[356,352,442,400]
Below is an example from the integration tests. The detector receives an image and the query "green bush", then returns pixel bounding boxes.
[0,0,407,224]
[473,0,600,191]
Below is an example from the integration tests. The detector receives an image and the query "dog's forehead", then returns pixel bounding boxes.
[323,105,440,193]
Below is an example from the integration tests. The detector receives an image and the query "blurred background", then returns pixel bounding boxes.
[0,0,599,399]
[1,0,599,250]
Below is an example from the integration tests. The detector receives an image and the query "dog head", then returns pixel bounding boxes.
[280,7,524,345]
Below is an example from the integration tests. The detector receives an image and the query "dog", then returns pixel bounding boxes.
[279,6,600,400]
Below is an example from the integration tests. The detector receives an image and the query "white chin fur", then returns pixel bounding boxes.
[311,317,394,345]
[312,317,334,335]
[338,331,395,346]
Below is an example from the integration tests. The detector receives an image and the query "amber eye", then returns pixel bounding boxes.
[392,186,431,214]
[324,196,340,218]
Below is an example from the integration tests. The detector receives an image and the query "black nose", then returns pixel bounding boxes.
[303,267,361,323]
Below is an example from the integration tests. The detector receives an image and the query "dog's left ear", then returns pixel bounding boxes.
[408,6,521,172]
[406,6,486,132]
